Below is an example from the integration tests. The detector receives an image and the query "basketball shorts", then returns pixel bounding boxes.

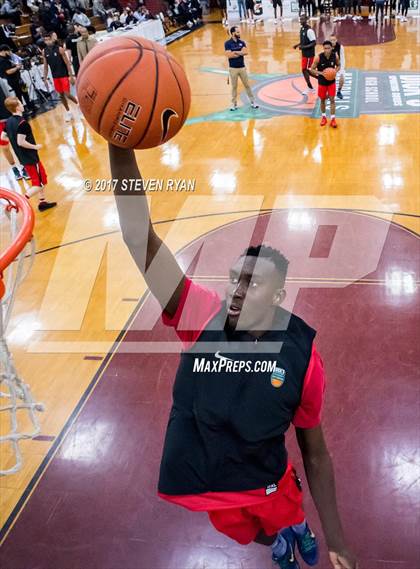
[0,120,8,146]
[207,465,305,545]
[301,56,314,71]
[53,76,70,94]
[273,0,282,6]
[25,161,48,187]
[318,83,337,99]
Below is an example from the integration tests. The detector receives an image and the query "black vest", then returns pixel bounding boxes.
[158,305,316,495]
[44,44,68,78]
[317,52,338,86]
[300,26,315,58]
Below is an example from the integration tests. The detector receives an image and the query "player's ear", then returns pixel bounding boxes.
[273,288,286,306]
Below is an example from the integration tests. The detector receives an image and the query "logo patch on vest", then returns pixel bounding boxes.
[270,367,286,388]
[266,483,278,496]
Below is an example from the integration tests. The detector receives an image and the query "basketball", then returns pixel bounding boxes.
[323,67,337,81]
[76,37,191,149]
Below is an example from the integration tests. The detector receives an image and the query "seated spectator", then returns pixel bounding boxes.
[72,8,91,27]
[108,12,123,30]
[0,0,22,26]
[27,0,41,14]
[120,7,136,25]
[93,0,107,22]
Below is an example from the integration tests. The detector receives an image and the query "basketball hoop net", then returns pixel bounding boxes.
[0,188,43,476]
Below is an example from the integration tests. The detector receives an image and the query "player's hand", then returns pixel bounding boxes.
[293,44,299,49]
[34,144,43,150]
[329,549,358,569]
[69,75,76,85]
[43,77,48,84]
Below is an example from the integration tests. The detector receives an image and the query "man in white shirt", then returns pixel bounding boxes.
[72,9,91,27]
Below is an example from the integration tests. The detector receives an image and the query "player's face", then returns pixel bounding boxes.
[330,36,337,46]
[324,45,333,57]
[225,256,285,331]
[300,15,307,25]
[233,28,240,38]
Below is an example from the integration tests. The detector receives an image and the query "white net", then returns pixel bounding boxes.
[0,194,43,476]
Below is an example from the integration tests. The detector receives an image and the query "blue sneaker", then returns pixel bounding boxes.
[272,528,300,569]
[291,522,319,566]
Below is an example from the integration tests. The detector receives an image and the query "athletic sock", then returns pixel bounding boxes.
[331,114,336,119]
[272,534,288,556]
[292,520,307,535]
[322,113,327,117]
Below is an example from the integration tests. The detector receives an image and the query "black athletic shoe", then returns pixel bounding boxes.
[21,167,31,180]
[38,201,57,212]
[337,90,343,99]
[12,166,23,180]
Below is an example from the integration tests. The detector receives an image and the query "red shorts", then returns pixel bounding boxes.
[53,76,70,94]
[0,120,8,146]
[208,466,305,545]
[318,83,336,99]
[301,56,314,71]
[25,162,48,187]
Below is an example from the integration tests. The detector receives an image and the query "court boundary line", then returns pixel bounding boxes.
[0,208,418,545]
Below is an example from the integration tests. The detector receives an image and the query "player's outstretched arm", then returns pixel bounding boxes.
[109,144,186,317]
[296,425,358,569]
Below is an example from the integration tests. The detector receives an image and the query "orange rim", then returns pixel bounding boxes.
[0,189,35,300]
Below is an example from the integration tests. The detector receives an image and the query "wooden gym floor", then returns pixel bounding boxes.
[0,15,419,568]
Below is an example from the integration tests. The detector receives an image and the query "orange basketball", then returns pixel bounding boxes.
[76,37,191,149]
[323,67,337,82]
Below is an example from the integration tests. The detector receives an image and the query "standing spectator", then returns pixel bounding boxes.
[0,45,32,110]
[0,0,21,26]
[2,96,57,210]
[245,0,255,23]
[272,0,283,22]
[224,26,258,111]
[77,26,97,64]
[42,32,78,121]
[72,8,91,27]
[65,23,80,75]
[375,0,385,22]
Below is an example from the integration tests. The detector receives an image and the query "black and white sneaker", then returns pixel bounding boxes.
[12,166,23,180]
[230,105,238,111]
[21,167,31,180]
[251,103,259,109]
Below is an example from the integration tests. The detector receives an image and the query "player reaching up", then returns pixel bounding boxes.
[108,143,358,569]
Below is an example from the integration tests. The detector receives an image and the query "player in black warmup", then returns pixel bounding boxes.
[108,144,358,569]
[310,40,340,128]
[1,96,57,211]
[293,15,317,95]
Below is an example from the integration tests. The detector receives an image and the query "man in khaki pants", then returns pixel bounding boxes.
[225,26,259,111]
